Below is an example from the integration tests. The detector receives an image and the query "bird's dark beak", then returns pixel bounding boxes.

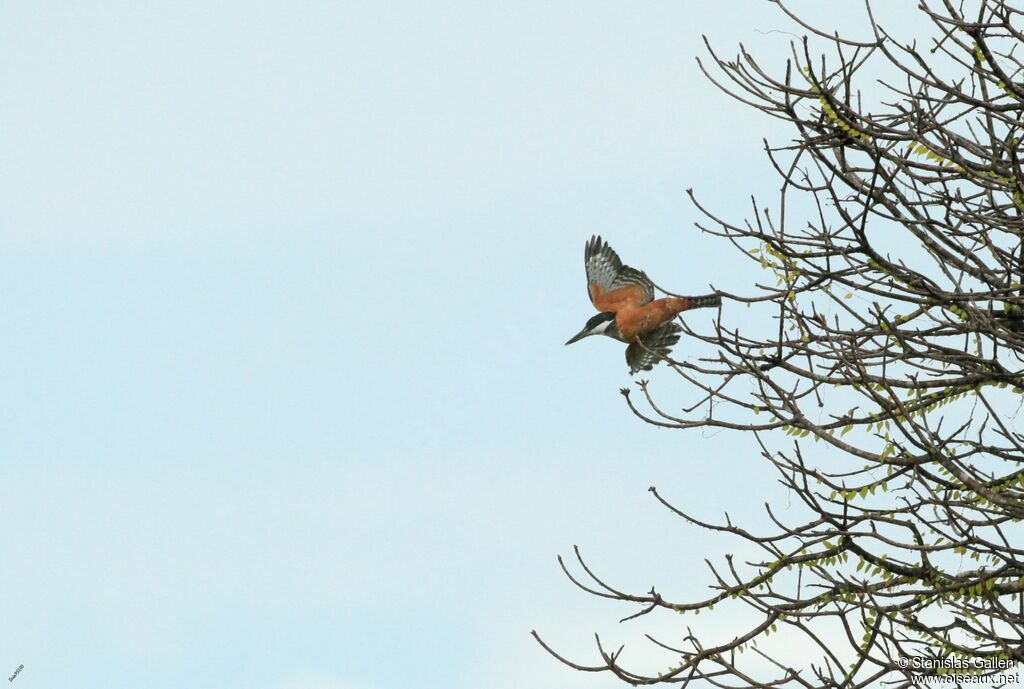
[565,327,589,345]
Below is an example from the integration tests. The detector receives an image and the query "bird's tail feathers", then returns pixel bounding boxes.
[684,293,722,310]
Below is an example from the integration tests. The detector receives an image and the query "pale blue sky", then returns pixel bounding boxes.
[0,3,922,688]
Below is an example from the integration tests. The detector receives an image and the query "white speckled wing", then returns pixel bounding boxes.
[584,235,655,307]
[625,322,681,374]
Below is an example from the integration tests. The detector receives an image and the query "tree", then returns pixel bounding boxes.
[536,1,1024,686]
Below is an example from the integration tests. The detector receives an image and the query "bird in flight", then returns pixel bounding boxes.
[565,235,721,374]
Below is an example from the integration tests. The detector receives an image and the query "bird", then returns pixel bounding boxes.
[565,235,721,374]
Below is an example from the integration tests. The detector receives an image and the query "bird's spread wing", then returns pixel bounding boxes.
[625,322,681,374]
[585,235,655,312]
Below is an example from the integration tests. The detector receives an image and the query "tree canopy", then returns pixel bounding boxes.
[538,1,1024,686]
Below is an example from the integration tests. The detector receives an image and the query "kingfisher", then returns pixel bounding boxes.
[565,235,721,374]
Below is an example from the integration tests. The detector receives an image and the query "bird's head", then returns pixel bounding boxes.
[565,311,617,345]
